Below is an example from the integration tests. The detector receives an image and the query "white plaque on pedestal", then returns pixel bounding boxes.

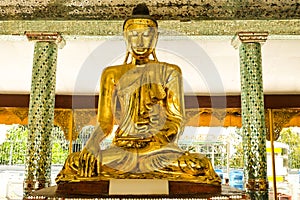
[109,179,169,195]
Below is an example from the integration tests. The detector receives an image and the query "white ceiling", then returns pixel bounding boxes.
[1,36,300,96]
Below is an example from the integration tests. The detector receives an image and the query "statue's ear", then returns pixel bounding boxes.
[154,31,159,39]
[153,32,159,49]
[151,49,158,61]
[123,51,130,64]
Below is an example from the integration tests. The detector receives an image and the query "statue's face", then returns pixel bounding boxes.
[124,25,158,59]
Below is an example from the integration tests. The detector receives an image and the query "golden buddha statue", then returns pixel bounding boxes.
[56,3,221,186]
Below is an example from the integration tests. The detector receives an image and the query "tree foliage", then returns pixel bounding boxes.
[229,128,244,169]
[0,125,27,165]
[0,124,69,165]
[229,127,300,170]
[278,127,300,169]
[50,126,69,164]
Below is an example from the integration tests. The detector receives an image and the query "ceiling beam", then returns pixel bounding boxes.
[0,1,299,21]
[1,94,300,109]
[1,20,300,37]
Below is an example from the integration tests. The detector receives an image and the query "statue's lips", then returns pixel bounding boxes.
[132,48,150,54]
[135,48,147,52]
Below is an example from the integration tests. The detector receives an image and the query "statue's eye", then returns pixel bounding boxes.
[143,31,150,37]
[131,31,138,36]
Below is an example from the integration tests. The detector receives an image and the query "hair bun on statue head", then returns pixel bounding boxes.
[123,3,158,30]
[132,3,150,15]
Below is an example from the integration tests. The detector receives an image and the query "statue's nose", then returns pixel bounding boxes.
[137,34,144,47]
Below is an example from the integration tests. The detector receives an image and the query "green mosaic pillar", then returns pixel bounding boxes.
[232,32,268,199]
[24,32,65,197]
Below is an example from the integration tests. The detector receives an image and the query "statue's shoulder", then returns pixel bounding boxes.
[102,64,133,76]
[103,64,125,71]
[159,61,182,74]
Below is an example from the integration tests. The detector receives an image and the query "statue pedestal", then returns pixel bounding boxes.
[55,180,221,197]
[29,180,248,199]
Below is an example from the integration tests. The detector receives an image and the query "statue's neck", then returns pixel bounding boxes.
[132,57,150,65]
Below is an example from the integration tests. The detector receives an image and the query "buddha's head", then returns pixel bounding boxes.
[123,3,158,63]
